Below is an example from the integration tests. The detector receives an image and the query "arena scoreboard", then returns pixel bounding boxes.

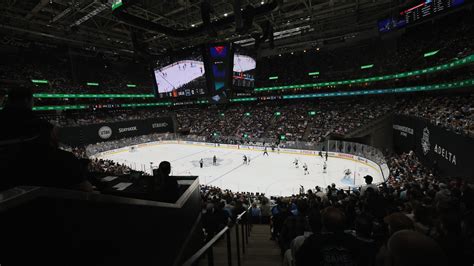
[401,0,465,24]
[202,43,234,104]
[378,0,465,33]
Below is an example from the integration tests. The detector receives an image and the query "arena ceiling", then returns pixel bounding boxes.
[0,0,402,57]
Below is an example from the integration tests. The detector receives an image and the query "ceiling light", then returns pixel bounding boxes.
[224,13,228,17]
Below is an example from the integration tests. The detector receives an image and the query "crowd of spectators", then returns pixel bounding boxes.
[1,86,472,265]
[208,150,473,265]
[257,9,474,88]
[40,108,170,127]
[32,91,473,140]
[397,93,474,136]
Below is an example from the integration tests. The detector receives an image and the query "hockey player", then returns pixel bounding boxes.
[263,147,269,156]
[294,158,299,168]
[200,158,204,168]
[303,163,309,175]
[213,155,217,166]
[323,161,327,173]
[243,155,248,164]
[344,169,352,179]
[319,150,323,158]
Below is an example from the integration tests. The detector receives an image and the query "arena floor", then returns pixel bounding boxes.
[97,143,385,196]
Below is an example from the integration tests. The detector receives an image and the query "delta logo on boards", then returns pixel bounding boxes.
[98,126,112,139]
[419,126,457,165]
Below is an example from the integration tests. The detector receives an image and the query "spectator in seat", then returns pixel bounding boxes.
[295,206,360,266]
[383,230,447,266]
[352,214,377,266]
[272,199,293,242]
[150,161,179,203]
[0,87,93,192]
[376,212,415,266]
[0,87,52,142]
[250,202,262,224]
[361,175,378,196]
[280,199,310,253]
[260,196,272,224]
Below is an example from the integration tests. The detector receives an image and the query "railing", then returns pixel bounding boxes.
[183,209,251,266]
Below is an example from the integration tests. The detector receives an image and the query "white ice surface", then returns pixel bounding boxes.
[98,144,384,196]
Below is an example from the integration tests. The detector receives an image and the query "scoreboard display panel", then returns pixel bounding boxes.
[401,0,465,24]
[378,0,465,33]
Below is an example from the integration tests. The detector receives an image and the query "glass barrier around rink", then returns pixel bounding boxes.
[85,133,389,182]
[178,135,389,182]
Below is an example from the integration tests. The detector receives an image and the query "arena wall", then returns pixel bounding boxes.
[393,115,474,179]
[58,116,174,146]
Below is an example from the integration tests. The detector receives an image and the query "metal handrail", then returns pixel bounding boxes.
[183,208,251,266]
[182,226,230,266]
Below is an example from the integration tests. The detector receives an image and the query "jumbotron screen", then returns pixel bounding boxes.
[233,45,256,88]
[153,44,256,98]
[153,48,206,98]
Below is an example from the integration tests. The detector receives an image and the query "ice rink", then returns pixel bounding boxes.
[97,143,385,196]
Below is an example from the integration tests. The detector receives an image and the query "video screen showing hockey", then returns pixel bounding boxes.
[153,48,206,98]
[233,44,256,88]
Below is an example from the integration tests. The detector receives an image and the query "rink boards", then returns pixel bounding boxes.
[94,140,389,196]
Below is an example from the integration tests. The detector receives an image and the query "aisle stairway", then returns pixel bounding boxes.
[241,224,281,266]
[198,224,281,266]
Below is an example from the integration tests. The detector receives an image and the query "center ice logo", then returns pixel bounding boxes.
[191,157,224,167]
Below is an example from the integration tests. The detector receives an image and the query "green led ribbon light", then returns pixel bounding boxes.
[33,93,154,98]
[255,54,474,92]
[230,97,258,102]
[31,79,49,84]
[282,79,474,100]
[28,79,473,111]
[121,102,172,107]
[424,50,440,58]
[32,105,88,111]
[360,64,374,69]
